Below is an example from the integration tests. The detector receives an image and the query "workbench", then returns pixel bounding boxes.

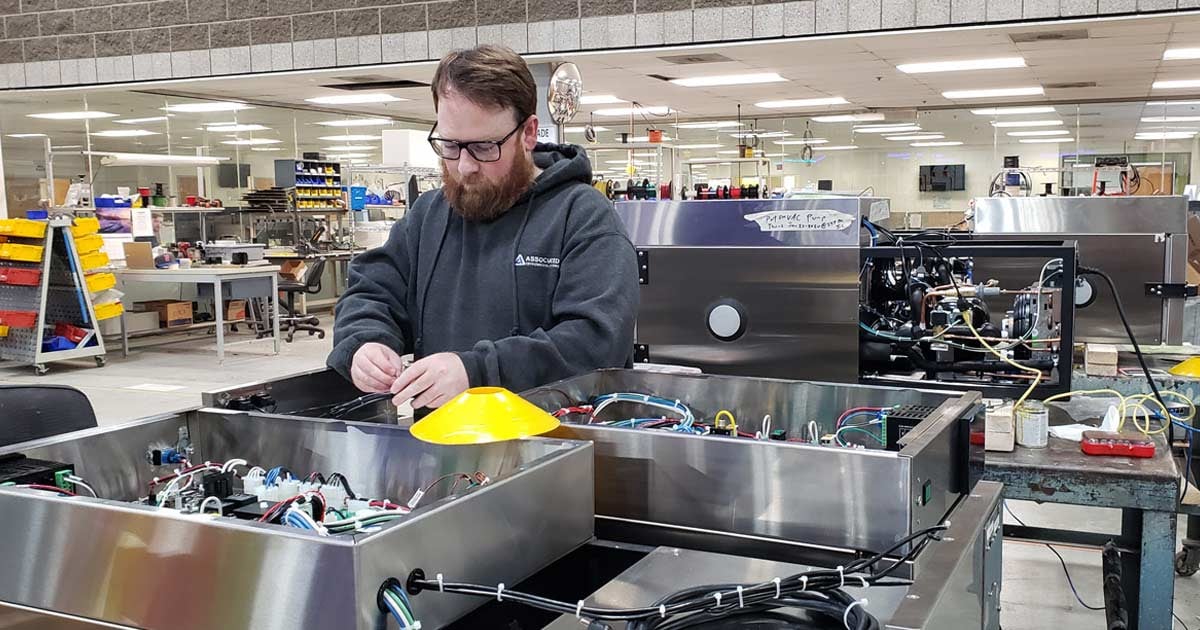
[982,397,1179,630]
[114,266,281,362]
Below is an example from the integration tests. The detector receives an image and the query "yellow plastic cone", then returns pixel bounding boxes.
[409,387,561,445]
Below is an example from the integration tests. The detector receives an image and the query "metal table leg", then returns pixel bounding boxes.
[271,273,280,354]
[214,278,225,363]
[1129,509,1177,630]
[120,310,128,358]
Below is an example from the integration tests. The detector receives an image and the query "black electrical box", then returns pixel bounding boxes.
[201,471,235,499]
[220,493,258,514]
[231,500,272,521]
[884,404,940,451]
[0,453,74,486]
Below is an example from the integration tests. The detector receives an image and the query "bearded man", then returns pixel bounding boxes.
[328,45,638,411]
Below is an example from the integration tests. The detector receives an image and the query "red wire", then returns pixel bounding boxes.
[22,484,76,496]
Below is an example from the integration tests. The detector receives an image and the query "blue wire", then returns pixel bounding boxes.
[861,218,878,246]
[265,466,285,486]
[383,591,411,629]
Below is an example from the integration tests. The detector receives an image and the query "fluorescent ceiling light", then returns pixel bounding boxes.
[53,145,83,150]
[942,86,1044,99]
[322,145,375,151]
[774,139,829,145]
[815,145,858,151]
[1153,79,1200,90]
[670,72,786,88]
[114,116,170,124]
[730,131,792,138]
[990,120,1063,128]
[1164,48,1200,60]
[1146,100,1200,106]
[1134,131,1197,139]
[564,125,609,133]
[315,118,394,127]
[580,95,626,105]
[970,106,1057,116]
[251,147,283,152]
[162,102,251,113]
[90,129,159,137]
[675,121,743,129]
[854,124,921,133]
[326,153,372,158]
[603,160,653,166]
[911,141,964,147]
[897,57,1024,74]
[206,123,270,132]
[717,150,741,155]
[84,151,227,166]
[811,113,886,123]
[1007,130,1071,137]
[756,97,849,109]
[675,143,723,149]
[6,133,46,138]
[1141,116,1200,122]
[593,106,673,116]
[885,134,945,141]
[221,138,282,145]
[761,153,786,157]
[305,93,404,105]
[28,111,116,120]
[1019,138,1077,143]
[319,134,382,142]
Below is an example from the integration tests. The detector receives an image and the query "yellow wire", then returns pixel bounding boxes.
[1039,388,1196,436]
[715,409,737,433]
[962,311,1042,408]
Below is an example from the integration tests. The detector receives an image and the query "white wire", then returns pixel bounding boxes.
[200,496,223,515]
[65,476,97,497]
[843,598,869,630]
[156,464,222,507]
[221,458,248,474]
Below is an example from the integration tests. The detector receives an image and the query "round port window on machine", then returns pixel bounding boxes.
[706,300,747,342]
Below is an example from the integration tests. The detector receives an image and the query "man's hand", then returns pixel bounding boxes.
[350,342,406,393]
[390,353,469,409]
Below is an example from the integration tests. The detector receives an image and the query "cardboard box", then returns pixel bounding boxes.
[225,299,247,321]
[134,300,193,328]
[123,242,154,269]
[279,259,307,282]
[99,310,159,336]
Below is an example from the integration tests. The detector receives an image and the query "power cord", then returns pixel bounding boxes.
[1002,502,1103,611]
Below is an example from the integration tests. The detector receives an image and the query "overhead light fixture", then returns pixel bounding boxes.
[885,134,945,141]
[83,151,227,166]
[675,121,743,129]
[670,72,786,88]
[315,118,394,127]
[911,141,964,147]
[854,124,921,133]
[730,131,792,138]
[970,106,1057,116]
[774,138,829,145]
[90,129,159,137]
[251,147,283,152]
[114,116,171,125]
[6,133,47,138]
[675,143,723,149]
[623,135,673,142]
[319,134,382,142]
[1007,130,1071,137]
[592,106,673,116]
[942,86,1044,99]
[325,153,372,159]
[580,95,626,105]
[28,111,117,120]
[1019,137,1077,143]
[811,113,886,123]
[564,125,609,133]
[1134,131,1197,139]
[1146,100,1200,106]
[162,102,251,113]
[206,123,270,132]
[603,160,653,166]
[221,138,282,145]
[755,97,849,109]
[322,145,375,151]
[815,145,858,151]
[990,120,1063,128]
[1141,116,1200,122]
[1164,48,1200,60]
[761,152,787,157]
[898,57,1025,74]
[53,145,83,150]
[305,93,404,105]
[1153,79,1200,90]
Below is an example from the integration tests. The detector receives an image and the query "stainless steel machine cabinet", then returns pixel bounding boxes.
[523,369,984,558]
[973,196,1188,344]
[617,197,889,382]
[0,409,594,630]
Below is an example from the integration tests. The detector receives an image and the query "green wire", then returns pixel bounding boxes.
[384,590,414,626]
[838,426,886,445]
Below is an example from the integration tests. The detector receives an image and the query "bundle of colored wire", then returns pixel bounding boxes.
[590,393,694,427]
[962,310,1042,408]
[324,511,409,534]
[15,484,76,496]
[382,582,422,629]
[836,422,886,448]
[327,392,392,419]
[837,407,889,430]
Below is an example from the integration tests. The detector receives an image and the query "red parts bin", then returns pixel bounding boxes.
[0,310,38,328]
[0,266,42,287]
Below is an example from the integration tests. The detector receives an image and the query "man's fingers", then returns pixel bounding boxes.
[391,363,436,405]
[411,386,445,410]
[361,358,397,387]
[351,365,391,392]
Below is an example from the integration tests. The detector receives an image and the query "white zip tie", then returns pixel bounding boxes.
[737,586,744,608]
[576,600,584,619]
[496,583,505,602]
[773,577,782,599]
[800,576,808,591]
[843,598,869,629]
[436,573,444,592]
[837,566,845,588]
[659,604,666,618]
[713,592,722,608]
[856,575,869,588]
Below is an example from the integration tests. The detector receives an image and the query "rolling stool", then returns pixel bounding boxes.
[278,258,327,343]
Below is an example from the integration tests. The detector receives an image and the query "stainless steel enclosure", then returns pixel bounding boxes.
[0,410,594,630]
[618,197,885,381]
[973,196,1187,344]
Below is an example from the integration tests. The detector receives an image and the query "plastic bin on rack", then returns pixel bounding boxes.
[54,322,90,344]
[74,234,104,254]
[0,219,47,239]
[0,325,9,338]
[0,310,38,329]
[71,217,100,238]
[0,266,43,287]
[93,302,124,321]
[79,251,110,272]
[0,243,44,263]
[85,272,116,293]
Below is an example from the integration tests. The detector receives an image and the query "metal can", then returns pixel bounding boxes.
[1014,401,1049,448]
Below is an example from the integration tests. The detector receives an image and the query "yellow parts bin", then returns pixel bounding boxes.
[71,217,100,238]
[93,302,124,321]
[0,325,8,338]
[0,242,44,263]
[79,251,110,272]
[0,219,47,239]
[85,272,116,293]
[74,234,104,254]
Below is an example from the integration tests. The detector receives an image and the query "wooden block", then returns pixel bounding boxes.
[1085,343,1119,376]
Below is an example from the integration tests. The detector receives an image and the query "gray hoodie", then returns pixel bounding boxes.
[328,143,639,393]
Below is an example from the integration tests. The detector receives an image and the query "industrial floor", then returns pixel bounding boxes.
[2,332,1198,630]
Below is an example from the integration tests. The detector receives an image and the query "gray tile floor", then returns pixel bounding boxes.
[2,333,1198,629]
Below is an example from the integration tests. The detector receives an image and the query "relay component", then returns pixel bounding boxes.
[0,453,75,487]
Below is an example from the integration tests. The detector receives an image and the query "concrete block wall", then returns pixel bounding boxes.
[0,0,1192,88]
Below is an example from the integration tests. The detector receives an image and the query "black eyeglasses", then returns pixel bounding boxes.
[427,117,528,163]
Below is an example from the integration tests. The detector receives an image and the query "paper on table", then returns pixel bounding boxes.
[1048,405,1121,442]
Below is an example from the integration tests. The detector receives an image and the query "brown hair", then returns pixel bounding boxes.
[431,45,537,125]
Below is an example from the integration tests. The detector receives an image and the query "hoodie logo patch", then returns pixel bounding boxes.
[515,254,561,269]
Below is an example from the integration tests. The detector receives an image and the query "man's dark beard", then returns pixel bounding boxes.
[442,150,536,222]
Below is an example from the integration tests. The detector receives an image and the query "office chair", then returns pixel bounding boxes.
[0,385,98,448]
[279,257,327,343]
